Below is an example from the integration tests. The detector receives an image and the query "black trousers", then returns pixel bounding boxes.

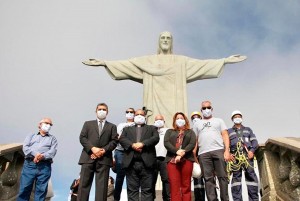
[152,157,170,201]
[77,162,110,201]
[125,161,154,201]
[193,176,205,201]
[199,149,229,201]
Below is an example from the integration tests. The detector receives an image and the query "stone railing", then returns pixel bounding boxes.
[0,144,53,201]
[256,137,300,201]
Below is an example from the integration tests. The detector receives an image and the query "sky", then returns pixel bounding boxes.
[1,0,300,200]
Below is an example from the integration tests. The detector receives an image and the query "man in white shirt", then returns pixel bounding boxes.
[152,114,170,201]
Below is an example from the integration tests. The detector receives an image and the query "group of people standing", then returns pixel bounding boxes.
[16,100,259,201]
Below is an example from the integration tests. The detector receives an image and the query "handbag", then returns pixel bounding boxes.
[192,162,202,178]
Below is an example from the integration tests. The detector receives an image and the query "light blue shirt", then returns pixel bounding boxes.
[23,132,58,160]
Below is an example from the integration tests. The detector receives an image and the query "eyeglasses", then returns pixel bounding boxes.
[42,122,53,126]
[201,106,212,110]
[126,111,134,114]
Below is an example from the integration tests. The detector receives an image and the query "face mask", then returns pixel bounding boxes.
[154,120,164,128]
[41,123,51,133]
[192,118,201,124]
[134,115,146,125]
[176,119,186,127]
[233,117,243,124]
[202,109,212,118]
[97,110,107,120]
[125,112,134,120]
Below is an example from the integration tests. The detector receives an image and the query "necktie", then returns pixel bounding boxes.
[99,121,103,137]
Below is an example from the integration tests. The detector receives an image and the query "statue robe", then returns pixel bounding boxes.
[105,54,225,127]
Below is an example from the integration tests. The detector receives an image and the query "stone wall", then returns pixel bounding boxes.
[0,144,53,201]
[256,137,300,201]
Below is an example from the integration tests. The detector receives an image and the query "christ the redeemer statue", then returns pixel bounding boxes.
[83,31,246,127]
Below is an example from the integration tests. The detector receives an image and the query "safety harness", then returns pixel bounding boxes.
[226,128,256,180]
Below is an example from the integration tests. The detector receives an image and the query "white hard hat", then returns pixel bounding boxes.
[231,110,242,119]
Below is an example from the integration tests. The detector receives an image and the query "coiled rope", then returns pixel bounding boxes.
[226,141,255,179]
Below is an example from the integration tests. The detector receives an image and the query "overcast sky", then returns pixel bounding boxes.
[1,1,300,200]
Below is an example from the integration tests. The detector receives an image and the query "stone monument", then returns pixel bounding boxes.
[83,31,246,127]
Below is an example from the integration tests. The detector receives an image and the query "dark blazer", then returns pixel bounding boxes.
[119,124,159,169]
[78,120,118,166]
[164,129,196,163]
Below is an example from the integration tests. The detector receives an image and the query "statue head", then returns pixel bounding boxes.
[157,31,173,55]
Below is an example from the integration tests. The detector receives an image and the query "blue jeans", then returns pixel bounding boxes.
[114,150,126,201]
[17,160,51,201]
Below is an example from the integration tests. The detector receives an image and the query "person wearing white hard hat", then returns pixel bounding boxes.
[227,110,259,201]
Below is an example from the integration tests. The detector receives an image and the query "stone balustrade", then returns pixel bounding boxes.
[256,137,300,201]
[0,144,53,201]
[1,137,299,201]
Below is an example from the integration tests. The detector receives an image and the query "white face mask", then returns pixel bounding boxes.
[192,118,201,124]
[125,112,134,120]
[134,115,146,125]
[154,120,164,128]
[202,109,212,118]
[233,117,243,125]
[41,123,51,133]
[176,119,186,127]
[97,110,107,120]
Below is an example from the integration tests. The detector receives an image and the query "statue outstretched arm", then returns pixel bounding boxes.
[82,59,106,67]
[224,54,247,64]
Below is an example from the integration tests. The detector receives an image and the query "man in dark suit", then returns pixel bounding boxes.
[119,109,159,201]
[77,103,118,201]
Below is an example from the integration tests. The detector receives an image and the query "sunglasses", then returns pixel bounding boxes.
[126,111,134,114]
[201,106,212,110]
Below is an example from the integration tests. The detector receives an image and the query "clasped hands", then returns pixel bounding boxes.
[33,153,45,163]
[91,147,106,159]
[174,149,185,163]
[132,142,144,152]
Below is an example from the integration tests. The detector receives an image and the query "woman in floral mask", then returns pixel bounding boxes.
[164,112,197,201]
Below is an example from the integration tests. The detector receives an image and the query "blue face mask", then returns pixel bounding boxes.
[192,118,201,124]
[233,117,243,124]
[154,120,164,128]
[126,112,134,120]
[176,119,186,127]
[41,123,51,133]
[202,109,212,118]
[97,110,107,119]
[134,115,146,125]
